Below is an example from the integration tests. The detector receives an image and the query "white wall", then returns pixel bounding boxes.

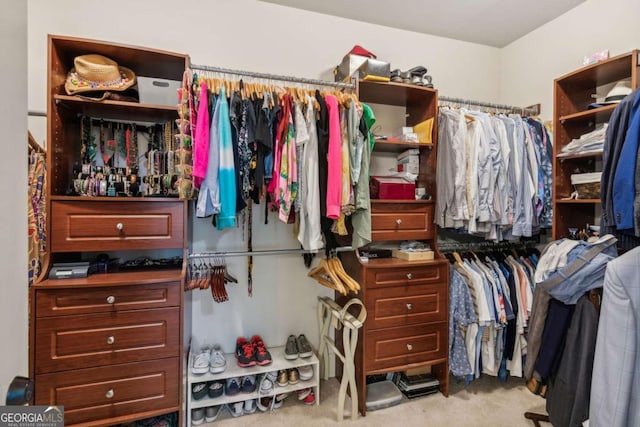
[0,0,28,400]
[27,0,501,354]
[500,0,640,120]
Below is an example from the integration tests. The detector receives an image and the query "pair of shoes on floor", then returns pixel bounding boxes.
[192,344,227,374]
[284,334,314,360]
[276,368,300,386]
[191,380,224,400]
[296,387,316,405]
[236,335,272,367]
[191,405,222,425]
[227,399,257,417]
[224,375,256,395]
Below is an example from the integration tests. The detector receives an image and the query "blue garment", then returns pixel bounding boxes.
[449,266,477,377]
[216,88,237,230]
[538,235,617,305]
[613,93,640,230]
[196,95,220,218]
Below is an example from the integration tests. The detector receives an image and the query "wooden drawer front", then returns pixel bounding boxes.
[51,201,184,252]
[366,282,447,330]
[35,358,179,426]
[365,263,446,289]
[36,282,180,317]
[371,203,434,241]
[36,308,179,373]
[365,323,447,371]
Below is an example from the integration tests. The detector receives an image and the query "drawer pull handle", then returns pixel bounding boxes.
[107,336,115,345]
[105,389,114,399]
[106,296,116,304]
[116,222,124,231]
[406,344,413,351]
[406,273,413,280]
[406,303,413,310]
[396,219,402,225]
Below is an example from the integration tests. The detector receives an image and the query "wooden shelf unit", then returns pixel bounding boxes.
[339,80,448,417]
[33,35,189,427]
[553,50,640,239]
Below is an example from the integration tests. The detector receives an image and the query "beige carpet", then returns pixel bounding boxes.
[209,376,548,427]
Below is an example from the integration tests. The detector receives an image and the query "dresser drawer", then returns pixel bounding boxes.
[365,262,447,289]
[365,282,447,330]
[35,358,179,426]
[371,202,434,241]
[365,323,447,372]
[51,200,185,252]
[35,308,179,373]
[36,282,180,317]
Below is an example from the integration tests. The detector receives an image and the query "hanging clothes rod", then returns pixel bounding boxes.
[438,239,540,253]
[190,63,355,90]
[439,96,540,115]
[189,246,354,259]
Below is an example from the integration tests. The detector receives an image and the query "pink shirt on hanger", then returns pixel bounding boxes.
[193,81,209,189]
[325,94,342,219]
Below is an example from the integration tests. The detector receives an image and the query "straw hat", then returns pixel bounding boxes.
[65,54,136,95]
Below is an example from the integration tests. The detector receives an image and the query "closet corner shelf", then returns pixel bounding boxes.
[53,94,179,121]
[371,199,434,205]
[50,195,183,202]
[358,80,437,106]
[373,139,433,152]
[557,150,603,161]
[558,104,616,124]
[33,269,183,289]
[555,50,637,87]
[555,199,601,204]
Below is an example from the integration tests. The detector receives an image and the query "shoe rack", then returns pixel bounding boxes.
[186,346,319,425]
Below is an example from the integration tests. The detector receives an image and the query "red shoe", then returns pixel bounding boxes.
[250,335,273,366]
[302,390,316,405]
[235,337,256,367]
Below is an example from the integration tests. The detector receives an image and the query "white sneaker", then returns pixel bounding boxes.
[244,399,257,415]
[298,365,313,381]
[209,344,227,374]
[192,346,211,375]
[259,371,277,393]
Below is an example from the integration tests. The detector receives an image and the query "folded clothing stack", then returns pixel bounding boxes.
[558,124,608,157]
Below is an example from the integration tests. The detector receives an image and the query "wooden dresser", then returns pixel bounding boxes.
[340,208,450,416]
[31,35,188,427]
[338,81,449,416]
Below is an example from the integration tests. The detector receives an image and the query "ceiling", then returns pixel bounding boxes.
[260,0,585,47]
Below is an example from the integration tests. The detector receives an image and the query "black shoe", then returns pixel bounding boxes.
[236,337,256,367]
[296,334,313,358]
[208,381,224,399]
[251,335,272,366]
[192,382,207,400]
[285,335,298,360]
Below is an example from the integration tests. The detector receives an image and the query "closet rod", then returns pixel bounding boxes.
[439,96,540,115]
[190,63,355,90]
[189,246,353,259]
[438,239,539,253]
